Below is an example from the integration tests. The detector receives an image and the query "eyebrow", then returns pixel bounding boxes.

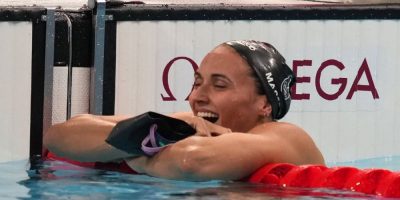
[211,74,233,84]
[194,72,233,84]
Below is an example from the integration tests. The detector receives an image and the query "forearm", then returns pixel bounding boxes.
[43,114,132,162]
[126,134,269,181]
[126,136,203,181]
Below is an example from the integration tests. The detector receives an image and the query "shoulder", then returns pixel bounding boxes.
[249,121,325,165]
[249,121,306,136]
[250,121,313,146]
[249,121,309,149]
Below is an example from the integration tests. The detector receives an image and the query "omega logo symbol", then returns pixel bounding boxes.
[160,57,380,101]
[161,56,198,101]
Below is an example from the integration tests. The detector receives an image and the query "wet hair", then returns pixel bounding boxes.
[224,40,296,120]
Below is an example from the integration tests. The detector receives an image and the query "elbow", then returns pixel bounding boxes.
[43,114,91,150]
[43,123,71,158]
[178,148,202,175]
[173,138,213,181]
[43,123,61,151]
[43,122,88,162]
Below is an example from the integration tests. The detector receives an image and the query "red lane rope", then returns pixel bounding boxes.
[44,150,399,197]
[248,163,400,198]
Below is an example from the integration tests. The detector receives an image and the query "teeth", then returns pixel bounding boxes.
[197,112,219,118]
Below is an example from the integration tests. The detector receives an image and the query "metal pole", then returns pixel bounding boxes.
[42,9,55,135]
[64,13,73,120]
[90,0,106,115]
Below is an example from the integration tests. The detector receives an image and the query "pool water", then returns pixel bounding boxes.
[0,156,399,200]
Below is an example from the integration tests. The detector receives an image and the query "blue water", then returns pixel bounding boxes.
[0,156,399,200]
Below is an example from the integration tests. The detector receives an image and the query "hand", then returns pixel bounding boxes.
[179,116,231,137]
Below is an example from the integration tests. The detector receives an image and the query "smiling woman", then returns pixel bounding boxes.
[43,40,325,181]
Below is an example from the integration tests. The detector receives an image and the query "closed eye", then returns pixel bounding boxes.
[213,82,227,89]
[212,75,231,89]
[193,73,203,88]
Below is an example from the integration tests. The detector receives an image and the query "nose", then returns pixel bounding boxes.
[189,84,209,105]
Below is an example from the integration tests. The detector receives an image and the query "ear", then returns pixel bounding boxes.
[256,96,272,118]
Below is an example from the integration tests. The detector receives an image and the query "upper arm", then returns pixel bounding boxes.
[44,114,115,144]
[81,114,131,123]
[43,114,132,162]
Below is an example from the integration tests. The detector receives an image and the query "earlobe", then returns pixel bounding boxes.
[263,103,272,118]
[257,97,272,118]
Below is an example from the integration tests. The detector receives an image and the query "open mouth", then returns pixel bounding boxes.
[197,112,219,123]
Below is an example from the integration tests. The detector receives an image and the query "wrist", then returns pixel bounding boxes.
[125,156,149,174]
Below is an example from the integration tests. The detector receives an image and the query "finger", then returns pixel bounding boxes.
[193,117,211,137]
[201,120,231,136]
[210,128,231,136]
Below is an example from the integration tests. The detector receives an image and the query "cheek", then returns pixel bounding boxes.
[225,95,253,110]
[220,107,254,132]
[219,98,252,121]
[224,92,260,114]
[188,95,195,110]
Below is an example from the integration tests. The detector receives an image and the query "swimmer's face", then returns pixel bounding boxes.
[189,45,272,132]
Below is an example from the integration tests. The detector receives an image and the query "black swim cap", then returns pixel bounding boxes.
[225,40,296,120]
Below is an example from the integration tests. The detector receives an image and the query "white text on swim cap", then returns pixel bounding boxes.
[265,72,275,89]
[265,72,281,102]
[230,40,258,51]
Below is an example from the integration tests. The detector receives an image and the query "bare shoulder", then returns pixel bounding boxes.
[250,121,313,152]
[249,121,325,165]
[249,121,307,136]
